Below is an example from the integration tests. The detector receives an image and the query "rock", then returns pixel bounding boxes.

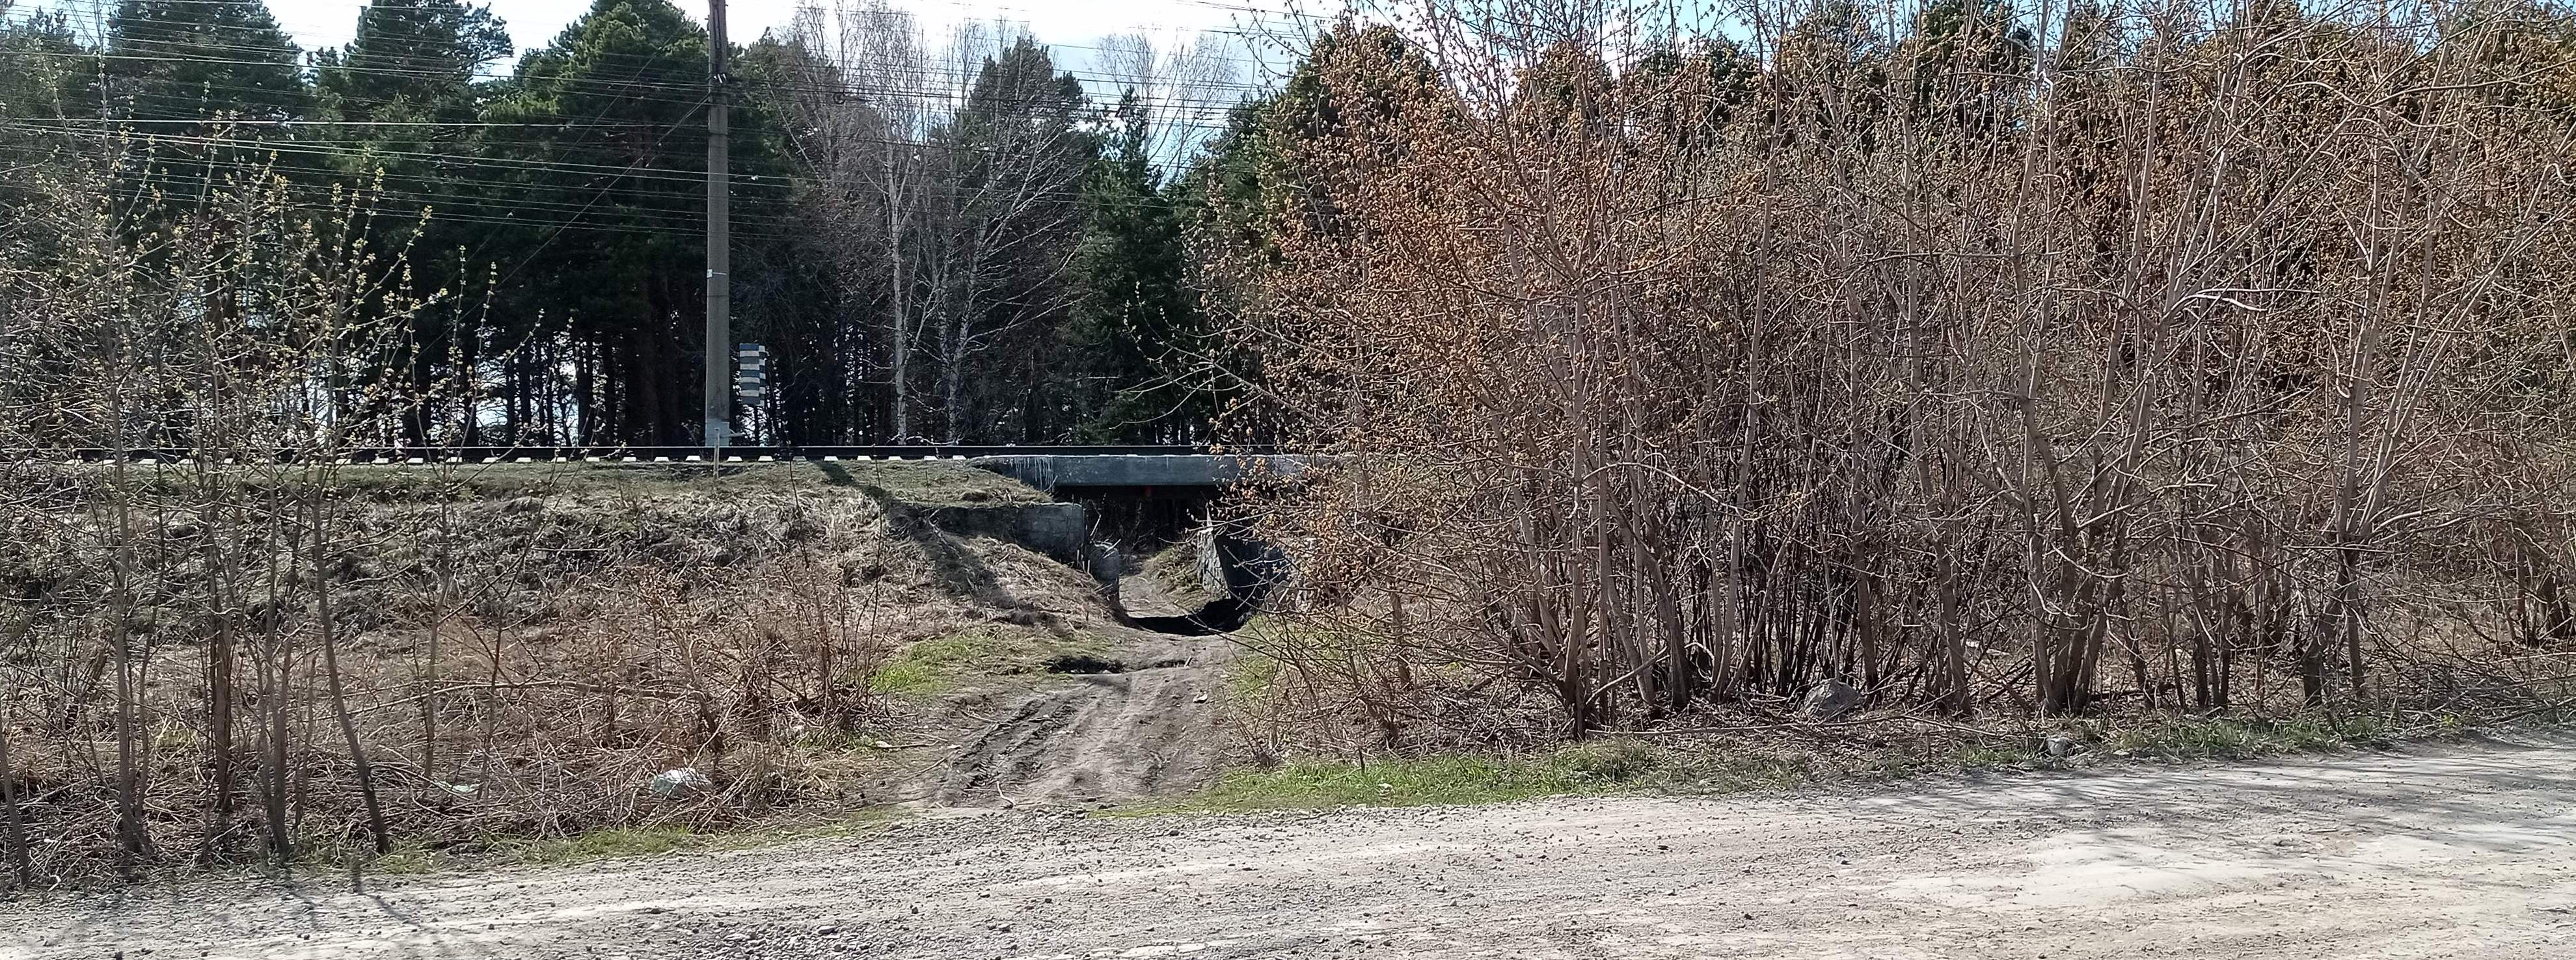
[1800,678,1862,721]
[647,767,713,799]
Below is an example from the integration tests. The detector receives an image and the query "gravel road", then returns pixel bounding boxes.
[10,732,2574,959]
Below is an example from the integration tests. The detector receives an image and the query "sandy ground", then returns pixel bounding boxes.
[9,731,2574,959]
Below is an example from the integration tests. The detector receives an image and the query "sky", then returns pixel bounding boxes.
[18,0,1318,157]
[19,0,1317,108]
[234,0,1279,61]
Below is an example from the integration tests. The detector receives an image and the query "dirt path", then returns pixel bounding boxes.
[13,732,2575,959]
[934,632,1229,807]
[1115,570,1199,620]
[917,565,1238,808]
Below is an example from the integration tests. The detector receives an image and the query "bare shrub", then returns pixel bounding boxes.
[0,142,937,883]
[1220,0,2576,740]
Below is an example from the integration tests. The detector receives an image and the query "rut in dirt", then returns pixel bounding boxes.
[933,569,1235,808]
[934,656,1223,807]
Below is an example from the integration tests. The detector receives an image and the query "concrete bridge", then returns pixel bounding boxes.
[965,453,1303,491]
[960,453,1300,633]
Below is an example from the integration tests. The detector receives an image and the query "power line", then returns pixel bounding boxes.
[4,118,1227,205]
[6,122,739,183]
[26,116,675,127]
[5,4,1281,257]
[14,33,1287,97]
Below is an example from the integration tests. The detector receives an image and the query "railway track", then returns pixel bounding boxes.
[3,444,1263,464]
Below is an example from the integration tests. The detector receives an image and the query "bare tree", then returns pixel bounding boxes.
[1089,29,1249,165]
[781,4,1248,442]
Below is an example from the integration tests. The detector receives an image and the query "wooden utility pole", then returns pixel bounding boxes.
[703,0,732,449]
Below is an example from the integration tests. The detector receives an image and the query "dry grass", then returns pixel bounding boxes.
[1135,540,1222,611]
[0,460,1111,882]
[28,459,1050,507]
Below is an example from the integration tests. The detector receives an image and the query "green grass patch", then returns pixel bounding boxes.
[1223,647,1286,706]
[1125,707,2463,818]
[363,812,899,875]
[1122,740,1813,814]
[867,652,948,695]
[495,825,709,865]
[868,627,1110,695]
[1137,540,1220,607]
[1956,745,2035,770]
[2100,713,2400,758]
[336,827,707,875]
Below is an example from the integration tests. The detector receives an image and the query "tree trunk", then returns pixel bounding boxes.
[311,494,390,856]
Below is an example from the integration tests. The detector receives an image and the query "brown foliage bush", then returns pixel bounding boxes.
[1217,0,2576,738]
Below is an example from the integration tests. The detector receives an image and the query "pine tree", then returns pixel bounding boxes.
[0,6,105,273]
[105,0,304,121]
[730,31,858,446]
[100,0,306,214]
[1,5,97,120]
[316,1,513,446]
[478,0,793,446]
[318,0,508,123]
[1064,91,1200,444]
